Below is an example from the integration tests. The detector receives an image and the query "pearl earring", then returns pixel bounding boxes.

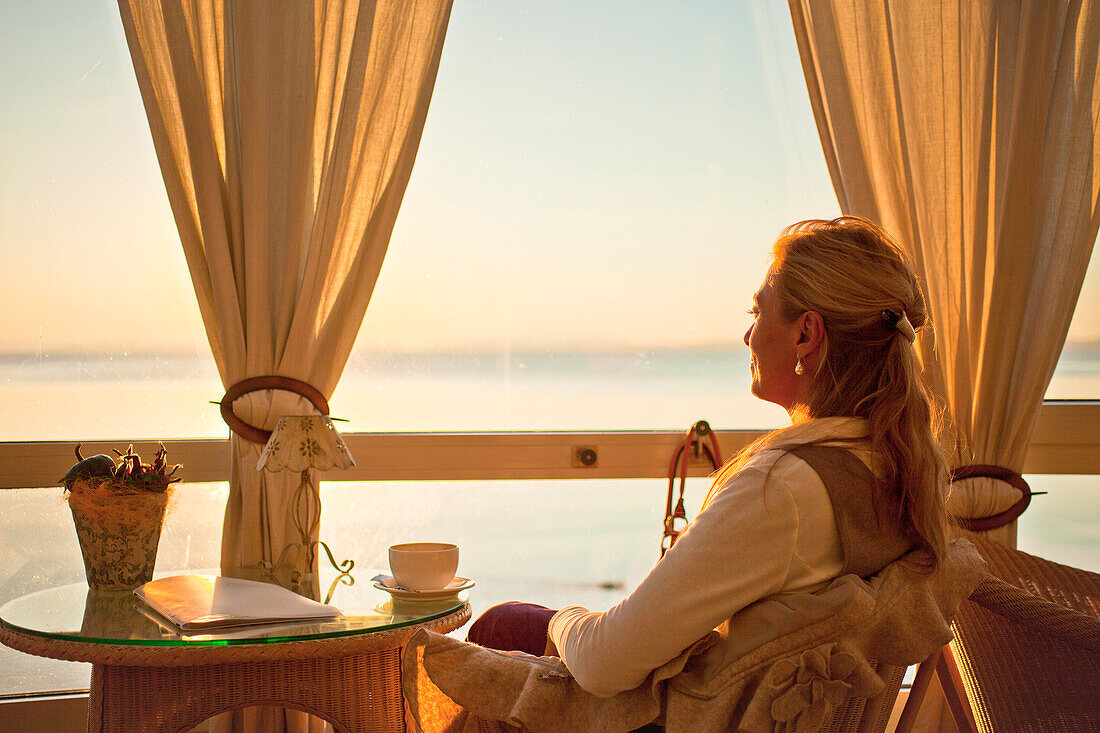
[794,359,804,376]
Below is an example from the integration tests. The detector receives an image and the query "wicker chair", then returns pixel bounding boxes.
[822,662,909,733]
[896,532,1100,733]
[413,539,990,726]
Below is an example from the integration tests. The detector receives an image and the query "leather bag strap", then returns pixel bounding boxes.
[661,420,723,557]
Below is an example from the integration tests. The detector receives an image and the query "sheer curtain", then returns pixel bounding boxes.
[117,0,453,578]
[789,0,1100,543]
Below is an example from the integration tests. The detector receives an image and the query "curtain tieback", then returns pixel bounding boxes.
[949,464,1033,531]
[220,376,330,444]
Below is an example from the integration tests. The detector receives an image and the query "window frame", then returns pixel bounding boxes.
[1,401,1096,488]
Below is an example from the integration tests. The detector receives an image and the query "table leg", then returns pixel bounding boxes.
[87,649,405,733]
[88,664,105,733]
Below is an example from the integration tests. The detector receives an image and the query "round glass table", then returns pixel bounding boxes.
[0,571,471,732]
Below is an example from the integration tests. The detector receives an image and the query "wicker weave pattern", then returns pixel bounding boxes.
[93,650,402,732]
[970,576,1100,652]
[820,660,905,733]
[950,534,1100,732]
[822,694,868,732]
[2,605,470,733]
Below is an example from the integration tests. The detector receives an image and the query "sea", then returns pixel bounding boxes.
[1,347,1098,697]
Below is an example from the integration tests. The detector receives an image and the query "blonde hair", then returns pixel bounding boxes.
[718,216,950,569]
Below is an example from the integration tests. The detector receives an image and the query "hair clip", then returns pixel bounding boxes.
[882,309,916,343]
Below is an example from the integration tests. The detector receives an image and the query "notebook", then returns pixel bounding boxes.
[134,574,342,631]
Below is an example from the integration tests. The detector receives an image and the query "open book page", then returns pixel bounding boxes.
[134,574,342,631]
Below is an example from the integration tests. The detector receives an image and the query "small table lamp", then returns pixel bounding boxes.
[256,415,356,582]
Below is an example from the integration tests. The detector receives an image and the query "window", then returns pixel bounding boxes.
[1048,250,1100,399]
[319,477,711,610]
[337,1,837,431]
[0,2,220,442]
[1,0,1096,710]
[0,1,828,701]
[2,1,839,439]
[1018,475,1100,571]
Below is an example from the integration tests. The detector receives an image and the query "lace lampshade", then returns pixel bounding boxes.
[256,415,356,473]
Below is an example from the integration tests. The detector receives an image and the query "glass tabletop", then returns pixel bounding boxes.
[0,568,467,647]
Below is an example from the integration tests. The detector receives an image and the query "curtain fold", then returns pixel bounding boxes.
[118,0,453,574]
[789,0,1100,543]
[119,2,452,729]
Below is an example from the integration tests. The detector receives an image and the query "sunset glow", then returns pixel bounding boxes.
[1,1,1097,355]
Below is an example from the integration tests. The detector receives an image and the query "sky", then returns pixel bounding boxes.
[0,0,1097,354]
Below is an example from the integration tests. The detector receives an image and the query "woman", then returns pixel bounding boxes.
[468,216,951,699]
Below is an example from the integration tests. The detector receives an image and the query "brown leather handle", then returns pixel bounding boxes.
[220,376,330,444]
[661,420,724,557]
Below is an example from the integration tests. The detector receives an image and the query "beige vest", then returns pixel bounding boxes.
[785,444,916,578]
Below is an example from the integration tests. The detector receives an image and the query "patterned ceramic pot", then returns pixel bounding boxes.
[68,481,168,590]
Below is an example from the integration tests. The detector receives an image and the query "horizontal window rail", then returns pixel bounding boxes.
[1,401,1096,489]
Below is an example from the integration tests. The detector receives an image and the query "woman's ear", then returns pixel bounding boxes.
[797,311,825,355]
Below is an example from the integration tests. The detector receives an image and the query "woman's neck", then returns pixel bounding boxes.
[786,404,814,424]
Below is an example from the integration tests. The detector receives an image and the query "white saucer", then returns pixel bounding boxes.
[371,574,475,601]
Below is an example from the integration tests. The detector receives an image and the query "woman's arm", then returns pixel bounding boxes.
[548,460,803,697]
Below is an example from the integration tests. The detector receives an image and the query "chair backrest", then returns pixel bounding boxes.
[896,533,1100,733]
[823,661,907,733]
[947,535,1100,732]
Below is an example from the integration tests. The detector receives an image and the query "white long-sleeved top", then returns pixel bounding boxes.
[547,417,872,698]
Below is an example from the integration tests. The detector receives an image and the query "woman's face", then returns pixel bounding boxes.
[744,279,803,411]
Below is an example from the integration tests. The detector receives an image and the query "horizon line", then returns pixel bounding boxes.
[3,338,1100,359]
[0,343,757,359]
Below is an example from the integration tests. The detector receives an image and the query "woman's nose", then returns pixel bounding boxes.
[743,326,752,347]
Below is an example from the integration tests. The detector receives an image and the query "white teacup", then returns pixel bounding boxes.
[388,542,459,591]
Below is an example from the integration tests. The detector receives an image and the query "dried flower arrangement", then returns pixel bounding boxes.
[61,443,181,497]
[62,443,182,590]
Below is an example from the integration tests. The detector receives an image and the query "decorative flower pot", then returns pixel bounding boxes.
[68,482,168,590]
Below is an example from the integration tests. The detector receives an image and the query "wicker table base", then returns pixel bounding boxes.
[2,604,470,733]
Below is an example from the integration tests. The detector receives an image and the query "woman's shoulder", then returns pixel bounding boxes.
[754,418,874,472]
[739,438,867,471]
[706,418,873,503]
[718,442,871,500]
[710,447,822,501]
[736,445,806,474]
